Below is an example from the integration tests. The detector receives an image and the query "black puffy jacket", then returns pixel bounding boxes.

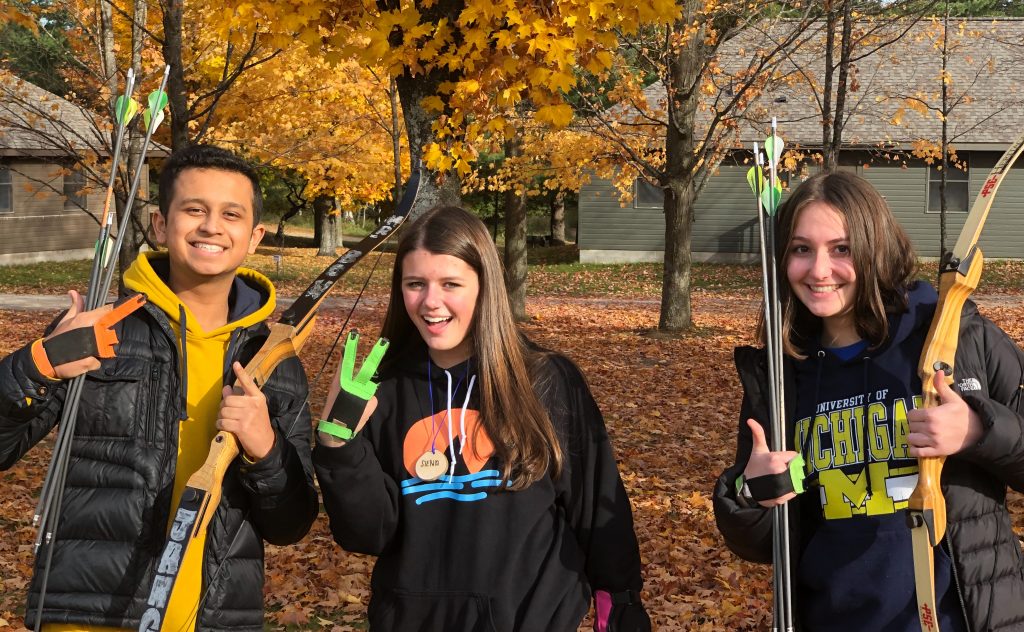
[713,297,1024,632]
[0,301,318,631]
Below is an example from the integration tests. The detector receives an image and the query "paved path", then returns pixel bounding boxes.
[5,293,1024,312]
[0,293,383,312]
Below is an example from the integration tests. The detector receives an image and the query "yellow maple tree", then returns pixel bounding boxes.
[210,46,405,209]
[206,0,680,212]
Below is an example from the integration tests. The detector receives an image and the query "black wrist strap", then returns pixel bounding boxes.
[324,388,367,434]
[746,470,796,501]
[43,327,100,366]
[610,589,642,606]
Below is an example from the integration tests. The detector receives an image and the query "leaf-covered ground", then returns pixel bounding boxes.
[1,284,1023,630]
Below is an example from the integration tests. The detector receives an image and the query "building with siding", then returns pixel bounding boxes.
[0,73,158,265]
[579,18,1024,263]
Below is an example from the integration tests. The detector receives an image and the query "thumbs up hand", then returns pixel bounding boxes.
[743,419,799,506]
[907,370,983,457]
[42,290,112,378]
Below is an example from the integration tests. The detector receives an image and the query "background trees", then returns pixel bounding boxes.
[3,0,1018,328]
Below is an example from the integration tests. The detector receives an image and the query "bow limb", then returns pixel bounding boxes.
[908,131,1024,632]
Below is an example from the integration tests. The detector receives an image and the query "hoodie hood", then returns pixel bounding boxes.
[123,250,275,335]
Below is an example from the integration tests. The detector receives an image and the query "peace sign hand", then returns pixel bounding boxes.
[218,361,275,461]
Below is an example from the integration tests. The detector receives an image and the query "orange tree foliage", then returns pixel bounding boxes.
[207,0,679,186]
[461,121,605,200]
[210,46,405,206]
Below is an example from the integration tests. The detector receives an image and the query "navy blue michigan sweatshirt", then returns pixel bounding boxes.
[791,281,965,632]
[313,349,644,632]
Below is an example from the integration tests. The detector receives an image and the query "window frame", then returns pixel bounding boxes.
[63,166,87,212]
[633,177,664,209]
[0,166,11,214]
[925,155,969,215]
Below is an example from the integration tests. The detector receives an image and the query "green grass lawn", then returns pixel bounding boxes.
[2,243,1023,298]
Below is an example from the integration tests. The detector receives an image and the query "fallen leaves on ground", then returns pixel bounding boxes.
[0,291,1022,630]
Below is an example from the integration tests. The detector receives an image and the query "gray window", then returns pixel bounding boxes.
[0,167,11,214]
[634,178,664,208]
[64,167,87,211]
[927,158,968,214]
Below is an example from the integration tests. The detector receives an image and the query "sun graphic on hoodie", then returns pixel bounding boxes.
[400,408,503,505]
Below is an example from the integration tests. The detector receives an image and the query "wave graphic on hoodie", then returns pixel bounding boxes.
[402,407,500,506]
[400,469,504,505]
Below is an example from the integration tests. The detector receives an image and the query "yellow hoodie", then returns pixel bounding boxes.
[45,252,276,632]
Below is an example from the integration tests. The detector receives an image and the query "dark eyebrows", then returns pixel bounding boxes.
[790,234,849,245]
[173,197,249,213]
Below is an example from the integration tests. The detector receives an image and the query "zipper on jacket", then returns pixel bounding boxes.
[943,534,972,632]
[147,364,160,445]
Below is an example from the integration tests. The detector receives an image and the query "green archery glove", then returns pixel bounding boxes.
[318,330,389,441]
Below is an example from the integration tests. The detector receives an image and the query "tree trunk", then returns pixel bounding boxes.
[395,71,460,218]
[492,189,500,241]
[389,76,404,204]
[98,0,121,292]
[549,190,566,245]
[160,0,189,150]
[314,195,338,256]
[827,0,854,171]
[660,178,697,332]
[939,3,950,260]
[503,137,528,321]
[821,2,838,171]
[658,3,705,332]
[118,0,148,292]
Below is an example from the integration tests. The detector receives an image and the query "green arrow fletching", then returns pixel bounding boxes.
[764,135,784,166]
[115,96,140,126]
[147,89,169,114]
[761,183,782,215]
[143,108,165,131]
[143,90,169,130]
[746,166,764,196]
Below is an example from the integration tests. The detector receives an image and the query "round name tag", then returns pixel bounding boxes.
[415,450,449,481]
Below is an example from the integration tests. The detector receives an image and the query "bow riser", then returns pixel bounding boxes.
[909,250,981,530]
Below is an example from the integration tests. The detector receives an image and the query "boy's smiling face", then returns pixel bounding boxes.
[152,167,265,288]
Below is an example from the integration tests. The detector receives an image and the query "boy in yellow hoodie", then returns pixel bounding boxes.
[0,144,318,630]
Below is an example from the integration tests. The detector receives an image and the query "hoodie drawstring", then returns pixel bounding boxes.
[459,374,477,454]
[445,368,457,477]
[800,350,827,462]
[425,358,474,480]
[861,355,873,498]
[223,328,243,388]
[177,305,189,421]
[802,349,875,502]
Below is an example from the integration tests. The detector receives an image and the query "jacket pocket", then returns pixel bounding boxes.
[79,357,153,440]
[369,589,498,632]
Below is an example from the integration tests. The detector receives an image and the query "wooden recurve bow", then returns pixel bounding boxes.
[908,133,1024,632]
[136,169,422,632]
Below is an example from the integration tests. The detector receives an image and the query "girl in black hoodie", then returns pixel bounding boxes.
[313,206,650,632]
[713,171,1024,631]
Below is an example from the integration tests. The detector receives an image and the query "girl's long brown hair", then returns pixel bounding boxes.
[766,171,917,358]
[379,206,563,489]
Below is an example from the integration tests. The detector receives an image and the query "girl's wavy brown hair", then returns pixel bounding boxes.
[764,171,918,358]
[379,206,562,489]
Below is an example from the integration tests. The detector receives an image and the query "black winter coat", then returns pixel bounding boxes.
[712,300,1024,632]
[0,302,318,631]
